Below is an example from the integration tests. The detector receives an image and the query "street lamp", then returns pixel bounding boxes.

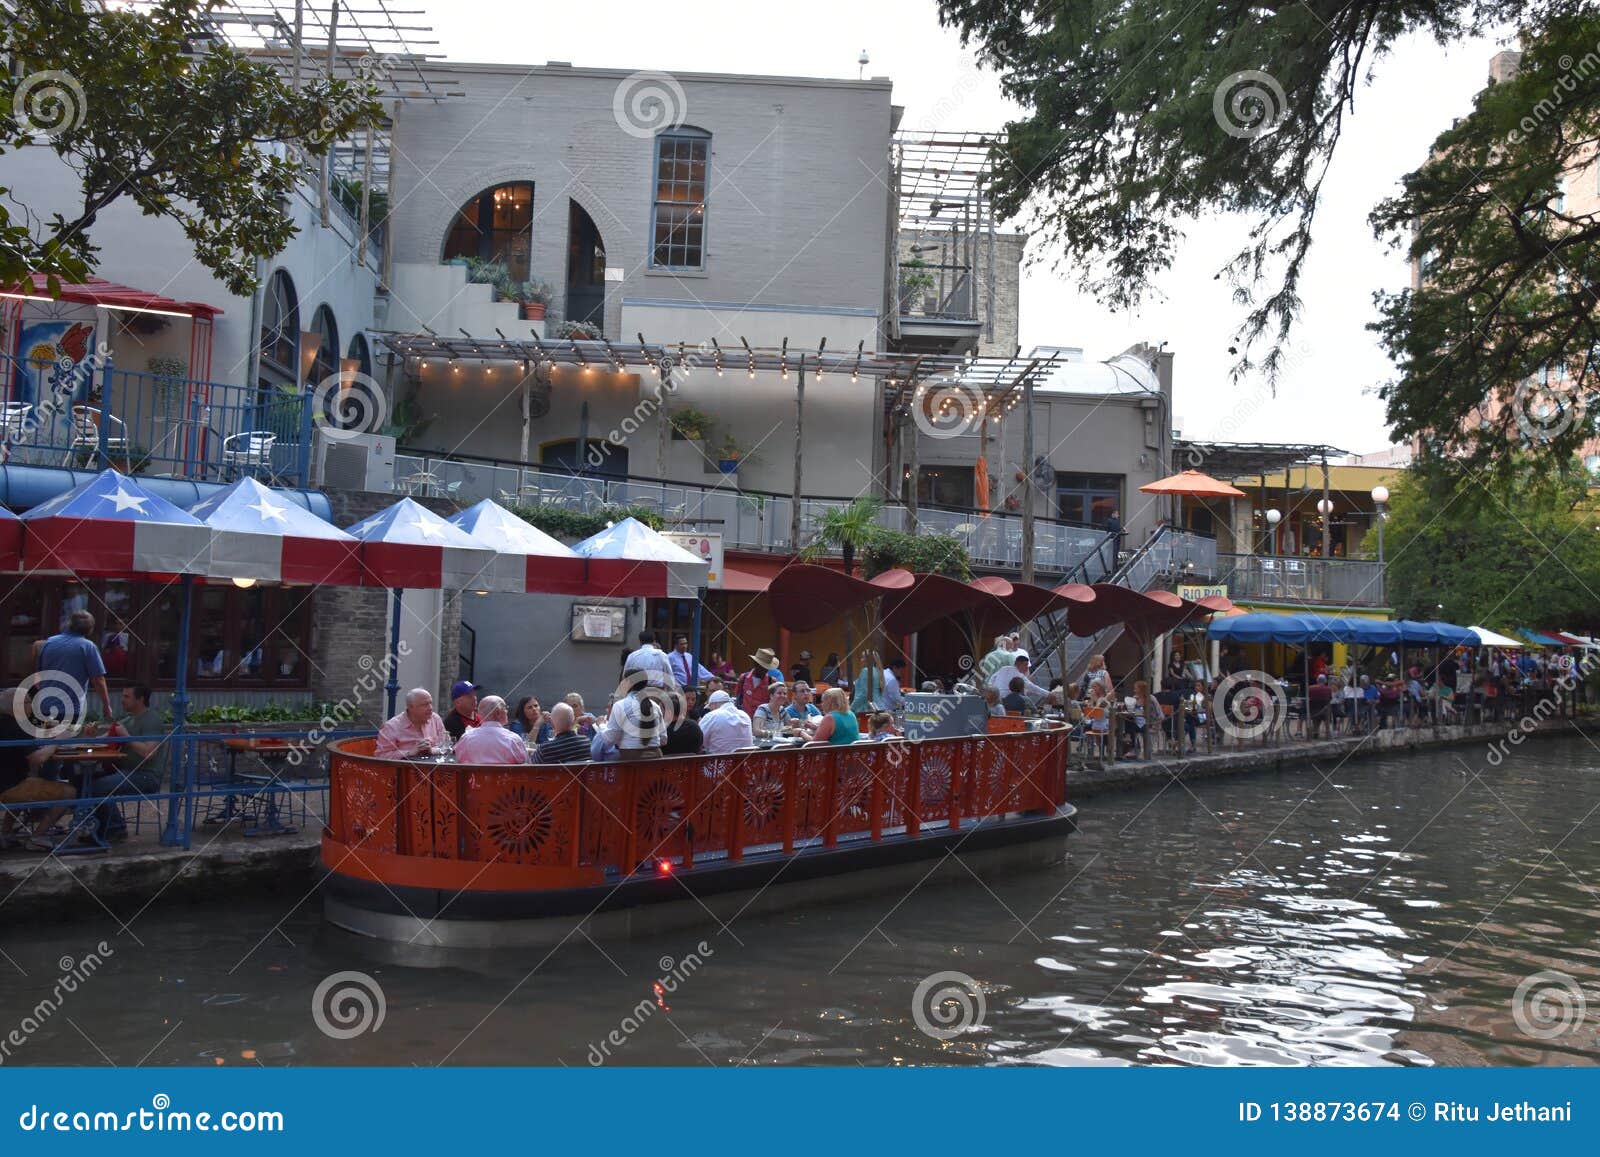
[1265,508,1281,555]
[1370,485,1389,571]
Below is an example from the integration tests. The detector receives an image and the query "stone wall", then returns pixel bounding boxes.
[311,487,463,725]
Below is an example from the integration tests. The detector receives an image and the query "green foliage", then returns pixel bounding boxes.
[332,174,388,230]
[463,256,507,287]
[550,319,600,340]
[183,701,340,725]
[1369,457,1600,630]
[1371,9,1600,487]
[860,529,971,579]
[668,406,714,439]
[936,0,1555,398]
[502,277,552,305]
[380,387,433,443]
[511,503,665,540]
[0,0,384,294]
[805,497,885,575]
[899,256,935,297]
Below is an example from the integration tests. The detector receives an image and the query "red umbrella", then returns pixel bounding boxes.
[768,564,916,633]
[0,505,21,572]
[189,477,360,586]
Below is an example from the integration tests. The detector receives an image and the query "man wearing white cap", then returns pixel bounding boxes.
[699,689,754,755]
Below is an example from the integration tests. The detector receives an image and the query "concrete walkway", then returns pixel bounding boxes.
[2,716,1589,923]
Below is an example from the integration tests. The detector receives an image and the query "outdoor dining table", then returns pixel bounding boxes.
[49,741,127,854]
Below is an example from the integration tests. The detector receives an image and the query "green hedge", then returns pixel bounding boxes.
[861,530,970,579]
[510,503,665,539]
[181,701,345,725]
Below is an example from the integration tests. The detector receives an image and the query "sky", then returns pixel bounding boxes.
[420,0,1508,457]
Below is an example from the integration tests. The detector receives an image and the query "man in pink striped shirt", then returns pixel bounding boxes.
[375,688,446,759]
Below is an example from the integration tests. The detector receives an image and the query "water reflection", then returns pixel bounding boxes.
[3,740,1599,1066]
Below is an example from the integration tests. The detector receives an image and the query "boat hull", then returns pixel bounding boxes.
[323,805,1076,948]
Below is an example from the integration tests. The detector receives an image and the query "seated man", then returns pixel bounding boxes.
[375,688,447,759]
[91,683,167,842]
[452,696,528,764]
[442,680,481,740]
[1002,677,1030,714]
[0,687,73,850]
[535,703,593,764]
[699,690,754,755]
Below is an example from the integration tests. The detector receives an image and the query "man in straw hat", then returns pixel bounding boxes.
[737,647,782,715]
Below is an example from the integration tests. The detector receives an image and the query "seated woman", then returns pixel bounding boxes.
[866,711,899,741]
[1121,680,1161,759]
[806,687,860,745]
[981,687,1006,717]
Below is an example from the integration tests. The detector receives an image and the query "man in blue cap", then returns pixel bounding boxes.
[443,680,481,740]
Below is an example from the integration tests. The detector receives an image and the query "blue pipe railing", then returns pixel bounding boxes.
[0,352,314,487]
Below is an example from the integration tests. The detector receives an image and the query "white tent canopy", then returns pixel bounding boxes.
[571,516,710,597]
[1469,625,1525,648]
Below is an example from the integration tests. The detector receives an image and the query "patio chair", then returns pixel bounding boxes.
[403,471,441,497]
[1,401,33,463]
[66,405,127,466]
[220,430,277,480]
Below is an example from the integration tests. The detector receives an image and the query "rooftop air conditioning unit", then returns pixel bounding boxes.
[314,429,395,493]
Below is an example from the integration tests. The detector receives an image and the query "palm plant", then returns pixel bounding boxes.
[803,497,885,685]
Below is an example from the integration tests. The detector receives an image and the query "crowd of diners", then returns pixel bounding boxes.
[373,631,917,765]
[371,625,1592,768]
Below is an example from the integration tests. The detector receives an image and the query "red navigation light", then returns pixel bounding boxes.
[656,859,674,875]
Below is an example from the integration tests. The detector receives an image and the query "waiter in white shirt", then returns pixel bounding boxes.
[624,630,679,690]
[986,655,1054,704]
[883,657,907,710]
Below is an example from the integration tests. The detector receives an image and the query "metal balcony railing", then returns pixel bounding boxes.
[0,352,313,486]
[1213,553,1386,607]
[390,449,1113,576]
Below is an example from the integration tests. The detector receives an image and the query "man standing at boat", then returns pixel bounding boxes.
[599,667,666,760]
[626,631,679,690]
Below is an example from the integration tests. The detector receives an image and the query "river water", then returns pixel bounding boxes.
[3,738,1598,1067]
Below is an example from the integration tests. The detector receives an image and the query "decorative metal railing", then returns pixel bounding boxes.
[0,352,313,486]
[326,730,1070,876]
[392,450,1116,576]
[1213,553,1386,607]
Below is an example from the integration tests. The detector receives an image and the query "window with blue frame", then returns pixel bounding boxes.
[651,128,709,269]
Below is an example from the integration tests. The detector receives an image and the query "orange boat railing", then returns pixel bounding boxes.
[324,731,1069,888]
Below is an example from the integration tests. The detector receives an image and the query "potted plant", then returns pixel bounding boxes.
[463,257,509,295]
[551,319,600,340]
[714,433,742,474]
[147,355,188,416]
[899,257,935,312]
[669,406,713,441]
[507,278,553,320]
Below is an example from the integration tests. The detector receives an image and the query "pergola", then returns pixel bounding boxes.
[376,332,1069,571]
[1173,440,1349,557]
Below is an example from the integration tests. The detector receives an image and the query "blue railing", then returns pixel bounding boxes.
[0,351,313,486]
[0,725,363,853]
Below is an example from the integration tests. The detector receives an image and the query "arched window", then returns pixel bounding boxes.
[651,127,709,269]
[347,332,372,380]
[442,181,535,281]
[308,305,339,388]
[258,270,300,384]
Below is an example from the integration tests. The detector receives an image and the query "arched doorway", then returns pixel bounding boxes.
[442,181,535,281]
[257,269,300,388]
[308,304,339,388]
[566,200,606,329]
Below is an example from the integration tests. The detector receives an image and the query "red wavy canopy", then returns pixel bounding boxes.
[1071,584,1233,639]
[881,574,1013,637]
[767,564,916,632]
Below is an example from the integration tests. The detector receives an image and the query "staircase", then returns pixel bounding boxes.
[1029,527,1216,685]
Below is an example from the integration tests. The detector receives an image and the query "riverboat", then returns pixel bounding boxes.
[321,727,1075,946]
